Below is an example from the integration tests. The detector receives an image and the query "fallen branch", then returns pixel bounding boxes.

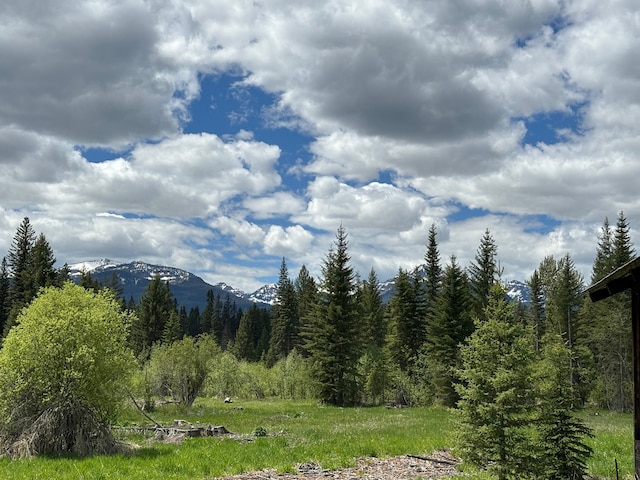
[406,454,459,466]
[127,392,162,428]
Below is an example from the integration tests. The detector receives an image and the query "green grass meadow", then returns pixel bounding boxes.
[0,399,634,479]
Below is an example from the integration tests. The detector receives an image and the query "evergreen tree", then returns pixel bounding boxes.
[468,229,500,323]
[130,275,175,358]
[78,270,102,292]
[232,309,255,361]
[200,289,215,335]
[231,304,267,362]
[423,223,442,308]
[386,268,425,373]
[582,214,635,410]
[304,225,362,406]
[591,216,614,283]
[187,306,201,337]
[211,293,223,345]
[267,258,300,365]
[6,217,37,323]
[359,268,389,405]
[539,254,590,406]
[612,210,635,268]
[545,254,584,344]
[535,334,593,480]
[31,233,57,292]
[360,268,386,349]
[101,272,125,307]
[427,256,472,407]
[177,305,189,336]
[220,294,238,349]
[0,258,10,336]
[294,264,318,357]
[162,310,184,344]
[126,296,136,311]
[527,269,545,351]
[456,286,537,480]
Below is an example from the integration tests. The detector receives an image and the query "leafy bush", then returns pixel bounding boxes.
[0,283,135,457]
[204,351,275,399]
[271,350,318,400]
[145,334,220,408]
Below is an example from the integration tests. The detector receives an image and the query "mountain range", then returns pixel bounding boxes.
[68,259,274,311]
[68,259,531,311]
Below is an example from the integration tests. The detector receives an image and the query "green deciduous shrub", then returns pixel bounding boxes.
[0,283,136,457]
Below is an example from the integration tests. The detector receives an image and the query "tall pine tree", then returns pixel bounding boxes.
[31,233,57,291]
[131,275,175,359]
[427,256,472,407]
[386,268,425,373]
[584,212,636,411]
[305,225,362,406]
[6,218,37,316]
[267,258,300,366]
[468,229,500,323]
[423,223,442,308]
[360,268,386,349]
[456,286,537,480]
[0,258,9,337]
[294,264,317,357]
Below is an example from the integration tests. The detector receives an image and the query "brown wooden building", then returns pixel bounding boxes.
[585,256,640,479]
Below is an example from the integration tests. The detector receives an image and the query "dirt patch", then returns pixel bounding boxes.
[211,450,461,479]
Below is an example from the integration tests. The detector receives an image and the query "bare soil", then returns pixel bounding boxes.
[210,450,461,480]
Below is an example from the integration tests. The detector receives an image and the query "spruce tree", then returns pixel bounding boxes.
[612,210,635,268]
[294,264,317,357]
[31,233,57,292]
[267,258,300,366]
[423,223,442,307]
[584,213,636,411]
[591,216,613,283]
[535,334,593,480]
[540,254,590,406]
[200,289,215,335]
[427,256,472,407]
[468,229,500,323]
[187,306,201,337]
[456,286,537,480]
[0,258,9,336]
[6,217,37,319]
[304,225,362,406]
[211,292,223,345]
[220,294,238,348]
[131,275,175,358]
[359,268,389,404]
[162,310,184,344]
[232,309,255,361]
[527,269,545,351]
[232,304,267,362]
[360,268,386,349]
[545,254,584,344]
[387,268,424,373]
[178,305,189,336]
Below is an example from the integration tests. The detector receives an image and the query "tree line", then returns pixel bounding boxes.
[0,214,636,413]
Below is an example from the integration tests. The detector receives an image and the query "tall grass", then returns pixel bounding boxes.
[0,400,634,479]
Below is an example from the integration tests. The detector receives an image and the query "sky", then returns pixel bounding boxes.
[0,0,639,293]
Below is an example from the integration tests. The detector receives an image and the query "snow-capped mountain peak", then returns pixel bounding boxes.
[68,258,116,272]
[247,283,278,305]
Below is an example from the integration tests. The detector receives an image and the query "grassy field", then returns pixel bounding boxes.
[0,399,633,479]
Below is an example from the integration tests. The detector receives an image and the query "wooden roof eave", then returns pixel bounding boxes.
[584,256,640,303]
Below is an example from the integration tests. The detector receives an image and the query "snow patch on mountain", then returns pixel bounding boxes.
[248,283,278,305]
[504,280,531,305]
[68,258,117,273]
